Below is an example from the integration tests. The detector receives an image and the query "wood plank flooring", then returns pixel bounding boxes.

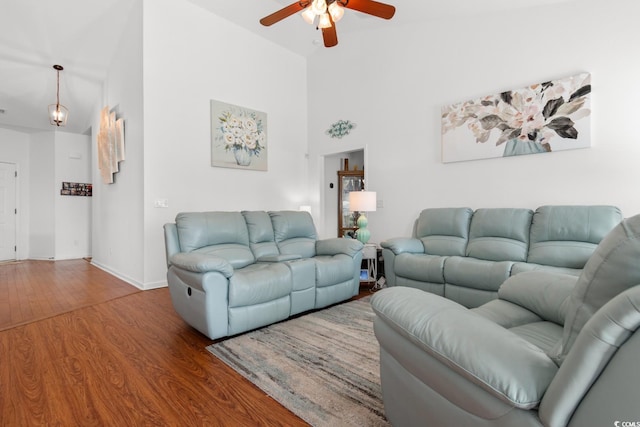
[0,260,308,426]
[0,260,140,332]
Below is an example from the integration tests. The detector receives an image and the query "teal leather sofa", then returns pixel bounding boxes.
[381,205,623,307]
[371,212,640,426]
[163,210,363,339]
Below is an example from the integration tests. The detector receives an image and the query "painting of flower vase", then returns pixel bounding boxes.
[441,73,591,163]
[211,99,268,171]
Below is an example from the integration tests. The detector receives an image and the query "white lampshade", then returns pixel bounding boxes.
[301,7,316,24]
[349,191,377,212]
[311,0,327,15]
[318,12,332,29]
[328,2,344,22]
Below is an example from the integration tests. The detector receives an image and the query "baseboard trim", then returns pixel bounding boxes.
[90,260,168,291]
[90,260,144,290]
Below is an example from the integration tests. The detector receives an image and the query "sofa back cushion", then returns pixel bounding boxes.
[415,207,473,256]
[242,210,280,259]
[175,212,254,268]
[466,208,533,262]
[528,205,623,269]
[550,213,640,365]
[269,211,317,258]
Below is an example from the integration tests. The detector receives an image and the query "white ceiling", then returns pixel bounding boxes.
[0,0,574,135]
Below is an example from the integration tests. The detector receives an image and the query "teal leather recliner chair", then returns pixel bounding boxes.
[372,213,640,426]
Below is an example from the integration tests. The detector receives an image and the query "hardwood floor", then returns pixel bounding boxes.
[0,260,308,426]
[0,259,140,332]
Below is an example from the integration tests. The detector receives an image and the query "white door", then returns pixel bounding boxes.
[0,162,17,261]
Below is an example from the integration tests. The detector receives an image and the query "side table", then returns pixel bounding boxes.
[361,243,378,287]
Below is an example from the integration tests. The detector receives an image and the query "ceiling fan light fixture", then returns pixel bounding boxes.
[48,65,68,127]
[328,2,344,22]
[318,12,332,28]
[301,7,316,24]
[311,0,327,15]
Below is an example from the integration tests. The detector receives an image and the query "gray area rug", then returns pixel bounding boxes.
[207,296,389,426]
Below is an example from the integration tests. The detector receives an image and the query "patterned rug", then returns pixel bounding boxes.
[207,296,389,426]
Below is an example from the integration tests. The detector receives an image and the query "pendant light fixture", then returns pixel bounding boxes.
[48,65,69,127]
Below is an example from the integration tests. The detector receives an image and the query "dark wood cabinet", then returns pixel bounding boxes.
[337,170,364,237]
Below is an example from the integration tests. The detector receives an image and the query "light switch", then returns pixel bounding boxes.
[154,199,169,208]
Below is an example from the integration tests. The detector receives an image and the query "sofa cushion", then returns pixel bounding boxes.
[242,210,280,259]
[314,254,355,287]
[472,299,542,328]
[175,212,254,269]
[527,205,623,269]
[466,208,533,262]
[415,208,473,256]
[510,262,581,277]
[444,257,513,293]
[508,322,564,353]
[228,263,292,308]
[270,211,317,258]
[498,271,577,326]
[176,211,250,250]
[539,285,640,427]
[395,253,446,284]
[550,213,640,365]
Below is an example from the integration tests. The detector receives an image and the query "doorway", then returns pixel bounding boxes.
[322,149,365,238]
[0,162,17,261]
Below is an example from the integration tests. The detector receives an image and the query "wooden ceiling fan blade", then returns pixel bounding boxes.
[260,1,310,26]
[342,0,396,19]
[322,23,338,47]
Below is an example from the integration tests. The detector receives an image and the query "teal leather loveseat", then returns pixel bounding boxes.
[381,205,623,307]
[163,210,363,339]
[372,213,640,426]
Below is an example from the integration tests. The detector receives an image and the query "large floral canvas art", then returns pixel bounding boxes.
[211,100,267,171]
[441,73,591,163]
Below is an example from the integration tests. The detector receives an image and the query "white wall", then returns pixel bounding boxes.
[0,128,30,259]
[0,128,92,260]
[91,0,144,286]
[142,0,308,287]
[92,0,308,288]
[308,0,640,243]
[29,132,55,259]
[54,132,91,259]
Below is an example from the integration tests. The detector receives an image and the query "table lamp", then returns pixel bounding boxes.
[348,191,377,244]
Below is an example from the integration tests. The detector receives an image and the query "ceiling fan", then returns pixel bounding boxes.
[259,0,396,48]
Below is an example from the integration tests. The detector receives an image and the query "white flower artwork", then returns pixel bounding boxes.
[441,73,591,163]
[211,100,267,171]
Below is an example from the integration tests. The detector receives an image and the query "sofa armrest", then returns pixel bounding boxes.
[380,237,424,255]
[164,223,181,267]
[372,287,558,409]
[169,252,234,278]
[316,237,363,257]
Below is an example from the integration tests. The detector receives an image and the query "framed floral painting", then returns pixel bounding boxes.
[441,73,591,163]
[211,100,268,171]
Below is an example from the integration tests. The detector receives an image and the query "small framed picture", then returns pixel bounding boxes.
[360,269,369,281]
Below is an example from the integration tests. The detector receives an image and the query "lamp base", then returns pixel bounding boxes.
[356,213,371,244]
